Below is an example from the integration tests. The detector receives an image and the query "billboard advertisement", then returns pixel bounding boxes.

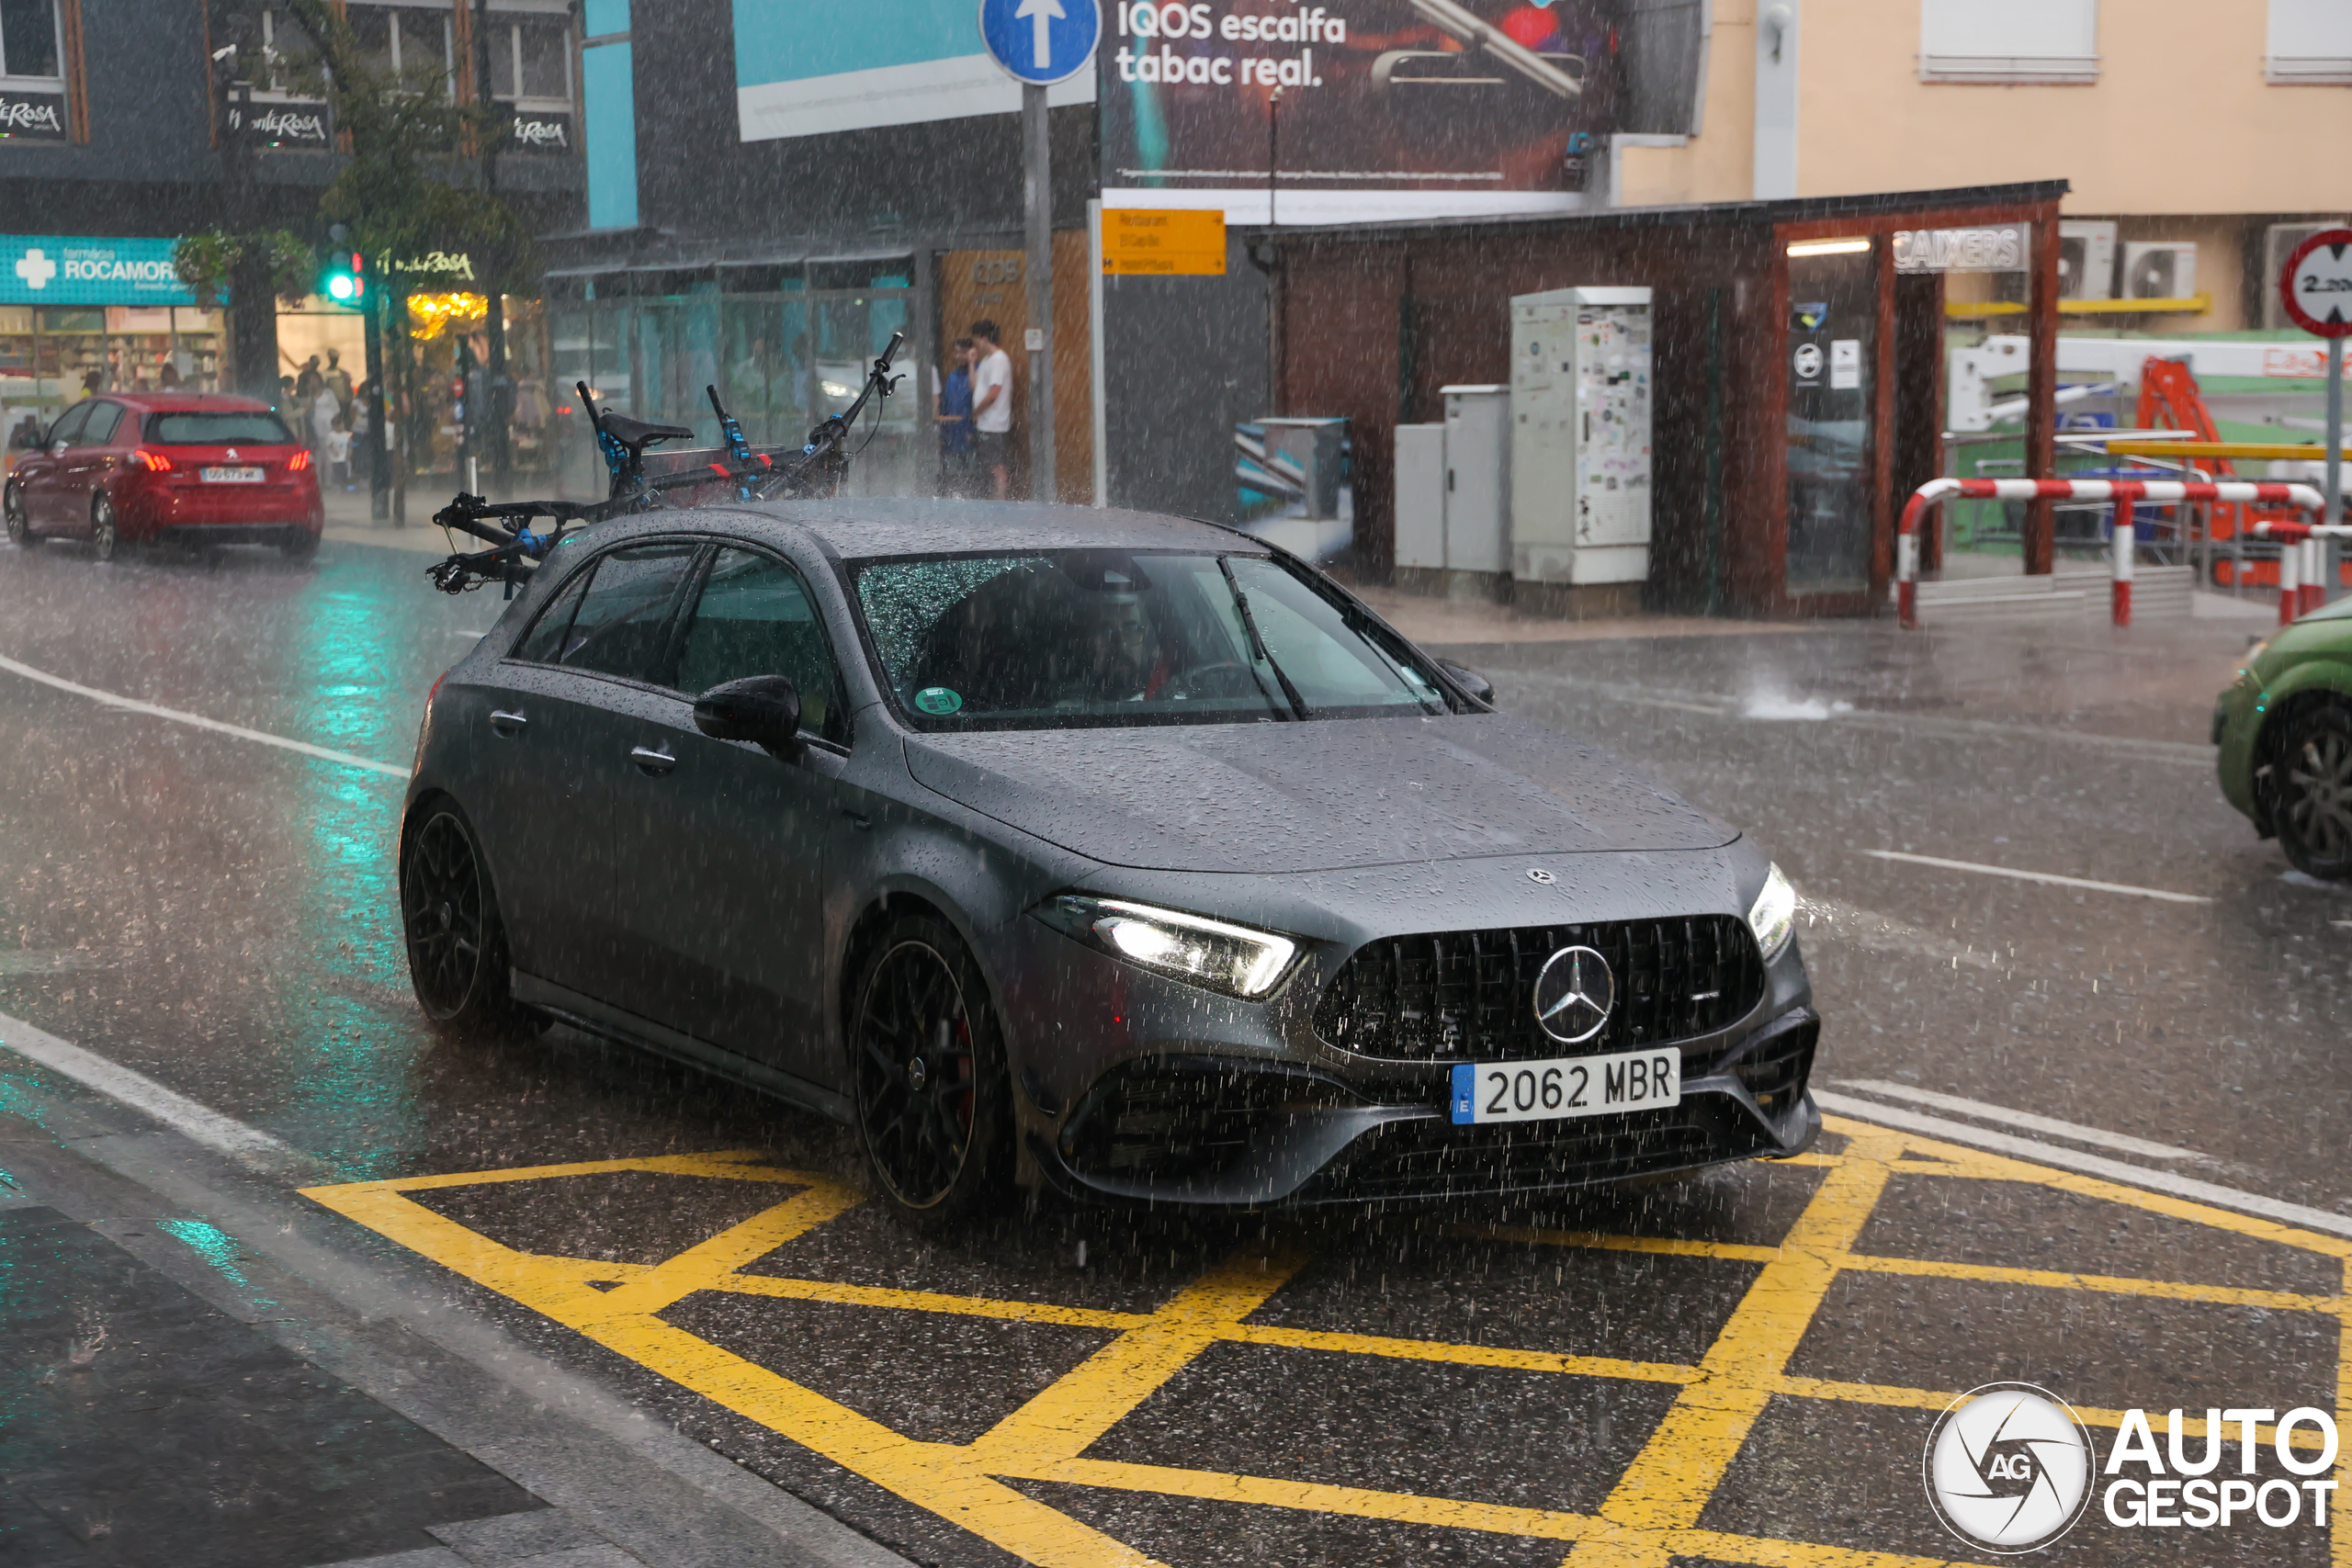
[733,0,1094,144]
[1100,0,1621,223]
[2,236,197,309]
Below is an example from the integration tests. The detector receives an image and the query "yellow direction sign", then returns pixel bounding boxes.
[1102,209,1226,276]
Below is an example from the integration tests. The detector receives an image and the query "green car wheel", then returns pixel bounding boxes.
[2276,704,2352,882]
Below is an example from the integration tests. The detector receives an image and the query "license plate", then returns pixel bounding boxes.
[1450,1048,1681,1125]
[200,466,265,483]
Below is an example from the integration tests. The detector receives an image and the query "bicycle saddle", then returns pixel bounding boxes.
[599,411,695,456]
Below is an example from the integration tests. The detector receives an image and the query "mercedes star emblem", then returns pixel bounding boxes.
[1526,868,1556,885]
[1532,945,1614,1044]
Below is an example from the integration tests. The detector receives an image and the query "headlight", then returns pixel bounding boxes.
[820,379,854,399]
[1747,863,1795,963]
[1033,894,1298,998]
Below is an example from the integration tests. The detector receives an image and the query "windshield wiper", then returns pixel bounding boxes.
[1218,556,1309,720]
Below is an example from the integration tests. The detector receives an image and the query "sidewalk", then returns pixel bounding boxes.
[0,1018,909,1568]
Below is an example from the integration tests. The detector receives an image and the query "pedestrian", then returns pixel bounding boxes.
[295,355,323,412]
[157,363,182,392]
[325,415,353,491]
[968,320,1012,500]
[311,382,340,456]
[323,347,353,418]
[936,337,976,497]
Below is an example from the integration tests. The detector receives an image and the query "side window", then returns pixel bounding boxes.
[83,403,126,445]
[46,401,92,448]
[673,547,847,743]
[513,562,595,664]
[515,542,699,681]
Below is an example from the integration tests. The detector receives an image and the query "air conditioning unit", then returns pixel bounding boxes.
[2121,243,2196,301]
[2264,221,2352,330]
[2057,220,2116,300]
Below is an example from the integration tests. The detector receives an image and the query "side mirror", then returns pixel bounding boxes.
[1437,659,1494,705]
[693,673,801,750]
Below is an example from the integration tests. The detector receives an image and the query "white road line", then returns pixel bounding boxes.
[1812,1089,2352,1241]
[0,652,406,779]
[0,1009,304,1175]
[1860,849,2213,905]
[1832,1079,2215,1164]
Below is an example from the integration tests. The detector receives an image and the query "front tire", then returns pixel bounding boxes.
[401,804,537,1036]
[848,914,1010,1226]
[2276,704,2352,881]
[89,491,119,562]
[3,481,32,546]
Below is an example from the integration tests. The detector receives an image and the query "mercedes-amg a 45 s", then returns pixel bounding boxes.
[401,500,1819,1224]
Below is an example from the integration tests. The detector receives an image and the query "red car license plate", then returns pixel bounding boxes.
[199,467,266,483]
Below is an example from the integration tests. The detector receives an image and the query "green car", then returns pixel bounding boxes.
[2216,595,2352,880]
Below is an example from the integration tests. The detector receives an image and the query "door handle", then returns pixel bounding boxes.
[488,709,527,736]
[629,744,677,776]
[840,807,872,829]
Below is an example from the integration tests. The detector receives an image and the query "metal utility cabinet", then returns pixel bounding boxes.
[1441,385,1510,587]
[1509,287,1655,600]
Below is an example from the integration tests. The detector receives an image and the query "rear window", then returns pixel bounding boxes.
[143,412,297,446]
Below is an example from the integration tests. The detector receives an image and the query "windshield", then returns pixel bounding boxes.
[142,412,298,446]
[853,549,1454,730]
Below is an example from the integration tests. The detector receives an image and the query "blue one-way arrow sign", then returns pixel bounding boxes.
[979,0,1098,85]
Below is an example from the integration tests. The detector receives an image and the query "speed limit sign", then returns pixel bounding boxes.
[2281,228,2352,338]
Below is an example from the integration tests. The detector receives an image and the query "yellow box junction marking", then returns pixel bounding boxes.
[301,1122,2352,1568]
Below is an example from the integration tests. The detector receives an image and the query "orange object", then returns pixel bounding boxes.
[2132,356,2341,589]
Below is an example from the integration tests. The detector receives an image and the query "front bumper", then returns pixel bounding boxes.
[989,894,1820,1210]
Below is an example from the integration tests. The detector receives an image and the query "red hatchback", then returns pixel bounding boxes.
[4,392,324,560]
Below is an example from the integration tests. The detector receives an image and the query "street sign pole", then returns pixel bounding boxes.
[2280,228,2352,604]
[1023,82,1054,502]
[978,0,1095,505]
[2326,339,2344,602]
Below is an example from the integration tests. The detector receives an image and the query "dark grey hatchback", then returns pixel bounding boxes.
[401,499,1819,1224]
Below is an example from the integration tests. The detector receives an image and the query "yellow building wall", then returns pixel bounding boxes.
[1797,0,2352,215]
[1613,0,2352,223]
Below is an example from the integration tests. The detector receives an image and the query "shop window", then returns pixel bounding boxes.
[1918,0,2098,84]
[488,11,573,106]
[345,2,453,96]
[2268,0,2352,83]
[0,0,61,82]
[255,6,322,96]
[0,0,74,142]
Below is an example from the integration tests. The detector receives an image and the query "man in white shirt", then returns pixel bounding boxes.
[967,320,1013,499]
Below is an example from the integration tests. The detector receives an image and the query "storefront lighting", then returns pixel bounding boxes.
[1786,238,1871,257]
[407,291,489,341]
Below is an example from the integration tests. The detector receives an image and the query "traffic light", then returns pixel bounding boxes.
[321,251,366,307]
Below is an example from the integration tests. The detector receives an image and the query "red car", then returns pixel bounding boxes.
[4,392,324,561]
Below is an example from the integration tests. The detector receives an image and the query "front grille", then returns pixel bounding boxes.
[1057,1057,1353,1186]
[1303,1100,1770,1201]
[1313,917,1765,1062]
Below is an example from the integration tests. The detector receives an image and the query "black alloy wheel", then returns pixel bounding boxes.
[400,805,534,1034]
[89,491,119,562]
[849,916,1008,1224]
[2277,704,2352,882]
[3,481,31,546]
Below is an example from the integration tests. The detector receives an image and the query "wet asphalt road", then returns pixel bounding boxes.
[1,531,2346,1568]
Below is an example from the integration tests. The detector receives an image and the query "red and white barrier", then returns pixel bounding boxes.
[1896,478,2329,629]
[2251,519,2352,624]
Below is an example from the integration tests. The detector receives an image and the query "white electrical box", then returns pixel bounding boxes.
[1509,286,1654,586]
[2058,220,2117,300]
[1392,423,1445,571]
[1441,385,1510,578]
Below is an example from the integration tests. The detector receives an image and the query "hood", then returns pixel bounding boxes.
[902,714,1737,873]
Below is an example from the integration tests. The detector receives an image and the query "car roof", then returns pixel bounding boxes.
[95,392,277,414]
[659,497,1271,561]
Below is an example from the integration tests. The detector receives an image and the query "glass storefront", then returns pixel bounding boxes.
[1,305,228,465]
[547,265,919,498]
[1784,245,1880,595]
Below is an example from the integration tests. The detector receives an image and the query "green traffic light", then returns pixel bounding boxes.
[327,274,356,301]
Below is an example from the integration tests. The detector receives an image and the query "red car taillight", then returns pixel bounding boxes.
[130,449,173,471]
[288,450,312,471]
